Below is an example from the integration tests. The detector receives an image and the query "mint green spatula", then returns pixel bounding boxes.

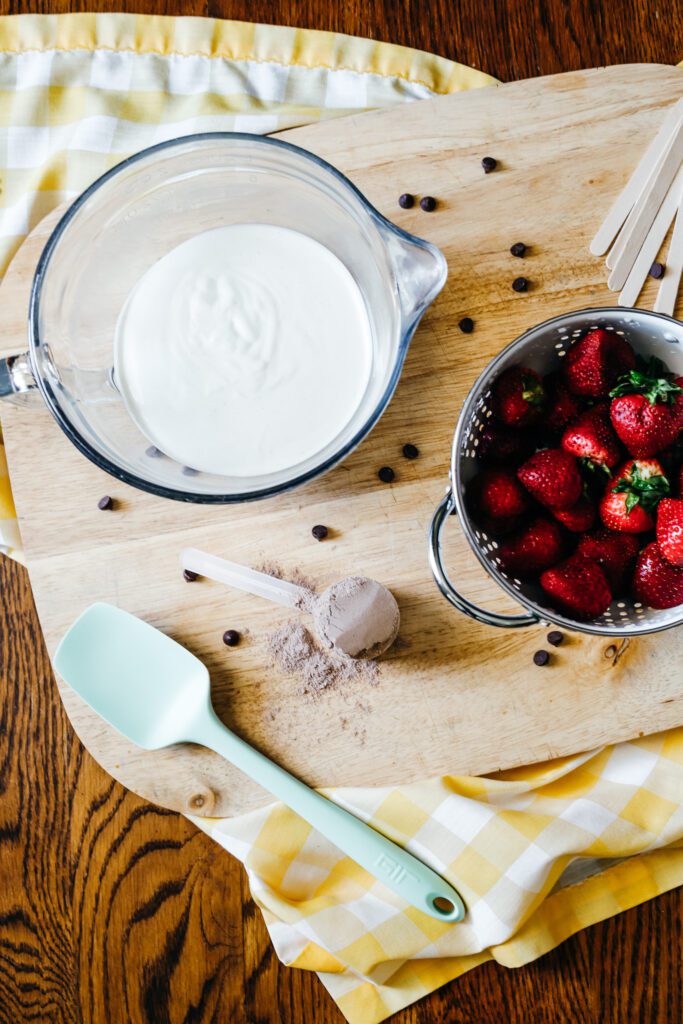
[55,603,465,923]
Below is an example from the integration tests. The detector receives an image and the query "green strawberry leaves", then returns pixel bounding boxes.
[580,457,612,477]
[610,355,682,406]
[521,372,545,407]
[612,463,671,515]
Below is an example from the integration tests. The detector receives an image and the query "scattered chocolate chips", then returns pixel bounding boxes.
[378,466,395,483]
[402,443,419,460]
[510,242,527,258]
[420,196,437,212]
[398,193,415,209]
[533,650,550,666]
[97,495,114,511]
[311,524,329,541]
[183,569,198,582]
[512,277,529,292]
[547,630,564,647]
[458,317,474,334]
[145,445,163,458]
[222,629,241,647]
[649,261,665,279]
[481,156,497,174]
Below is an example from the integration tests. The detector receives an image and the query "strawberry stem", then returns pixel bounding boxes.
[610,356,681,405]
[612,464,670,514]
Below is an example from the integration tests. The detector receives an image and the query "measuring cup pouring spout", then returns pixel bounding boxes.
[378,220,448,333]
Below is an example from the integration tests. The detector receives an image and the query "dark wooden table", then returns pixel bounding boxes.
[1,3,682,1022]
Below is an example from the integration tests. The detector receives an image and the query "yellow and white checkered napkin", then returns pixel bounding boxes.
[198,740,683,1022]
[1,15,682,1023]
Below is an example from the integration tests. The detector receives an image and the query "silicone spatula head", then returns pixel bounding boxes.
[54,603,210,750]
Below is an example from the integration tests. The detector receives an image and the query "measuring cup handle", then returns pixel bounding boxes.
[428,488,539,629]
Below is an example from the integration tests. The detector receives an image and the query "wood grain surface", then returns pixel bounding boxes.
[4,64,683,819]
[1,4,682,1023]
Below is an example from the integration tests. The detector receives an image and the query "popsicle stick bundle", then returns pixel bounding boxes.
[591,96,683,314]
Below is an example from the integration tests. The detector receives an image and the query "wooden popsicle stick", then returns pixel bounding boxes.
[607,120,683,291]
[605,113,683,271]
[590,97,683,256]
[605,135,675,271]
[618,165,683,307]
[654,192,683,316]
[604,148,667,271]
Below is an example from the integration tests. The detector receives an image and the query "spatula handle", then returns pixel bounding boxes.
[193,712,466,924]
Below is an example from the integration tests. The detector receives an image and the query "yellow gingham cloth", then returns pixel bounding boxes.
[1,15,682,1024]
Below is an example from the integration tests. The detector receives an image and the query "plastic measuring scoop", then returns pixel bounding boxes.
[54,604,465,923]
[180,548,400,659]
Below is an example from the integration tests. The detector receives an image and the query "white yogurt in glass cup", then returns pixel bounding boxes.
[13,134,447,502]
[114,224,373,477]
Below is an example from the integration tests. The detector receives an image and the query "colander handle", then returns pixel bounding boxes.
[429,489,540,629]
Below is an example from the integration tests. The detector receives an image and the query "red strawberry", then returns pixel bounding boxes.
[600,458,670,533]
[632,541,683,609]
[564,328,636,397]
[576,529,640,593]
[541,554,612,620]
[468,468,530,534]
[656,498,683,567]
[544,372,582,433]
[498,517,565,578]
[609,360,683,457]
[517,449,582,509]
[492,366,545,428]
[561,404,621,468]
[478,425,534,466]
[552,495,596,532]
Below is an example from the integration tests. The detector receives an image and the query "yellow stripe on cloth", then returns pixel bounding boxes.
[0,14,681,1024]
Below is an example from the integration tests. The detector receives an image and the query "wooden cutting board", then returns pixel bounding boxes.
[2,64,683,817]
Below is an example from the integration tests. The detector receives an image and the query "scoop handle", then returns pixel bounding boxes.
[180,548,310,609]
[192,710,466,924]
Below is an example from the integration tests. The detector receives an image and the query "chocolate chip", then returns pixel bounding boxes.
[481,156,497,173]
[378,466,395,483]
[183,569,198,582]
[458,317,474,334]
[547,630,564,647]
[420,196,437,212]
[182,466,199,476]
[402,443,419,460]
[649,261,665,279]
[512,277,529,292]
[510,242,527,258]
[312,524,328,541]
[398,193,415,209]
[533,650,550,666]
[222,629,241,647]
[97,495,114,511]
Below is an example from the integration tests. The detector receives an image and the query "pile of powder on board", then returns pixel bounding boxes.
[268,621,378,695]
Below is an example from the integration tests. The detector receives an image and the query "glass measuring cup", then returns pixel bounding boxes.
[0,133,447,503]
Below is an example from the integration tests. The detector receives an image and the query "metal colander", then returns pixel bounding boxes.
[429,307,683,636]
